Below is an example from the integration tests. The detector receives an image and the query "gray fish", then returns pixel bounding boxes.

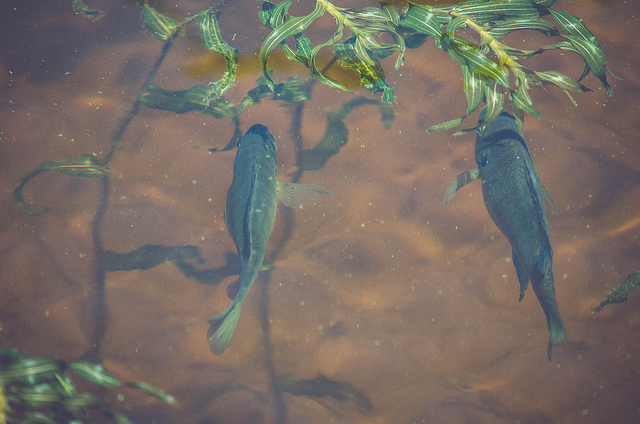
[445,107,566,360]
[208,124,329,355]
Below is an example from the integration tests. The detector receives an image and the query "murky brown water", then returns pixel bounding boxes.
[1,0,639,423]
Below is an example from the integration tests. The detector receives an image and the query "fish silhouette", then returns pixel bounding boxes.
[445,107,566,360]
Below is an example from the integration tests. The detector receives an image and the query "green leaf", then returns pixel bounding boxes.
[427,117,466,133]
[452,0,547,25]
[198,8,239,100]
[14,154,108,215]
[480,79,505,126]
[62,392,101,411]
[510,86,540,118]
[126,382,177,404]
[442,36,509,88]
[551,10,612,95]
[18,384,61,408]
[334,37,395,102]
[141,3,180,41]
[139,84,237,118]
[69,362,122,387]
[534,70,591,93]
[399,3,442,41]
[259,1,326,88]
[285,34,314,66]
[486,18,559,40]
[0,357,64,385]
[561,34,612,95]
[462,65,485,115]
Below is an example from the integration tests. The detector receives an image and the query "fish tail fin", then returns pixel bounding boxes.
[207,300,243,355]
[546,310,567,361]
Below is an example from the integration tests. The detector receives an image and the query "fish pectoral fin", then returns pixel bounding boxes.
[512,251,529,301]
[539,179,563,217]
[277,182,332,209]
[536,248,553,275]
[443,168,479,203]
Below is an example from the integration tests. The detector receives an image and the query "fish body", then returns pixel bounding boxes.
[446,107,566,360]
[207,124,279,355]
[207,124,331,355]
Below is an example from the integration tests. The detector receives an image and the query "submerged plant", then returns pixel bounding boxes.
[0,348,175,424]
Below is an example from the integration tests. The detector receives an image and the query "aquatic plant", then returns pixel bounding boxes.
[0,348,175,424]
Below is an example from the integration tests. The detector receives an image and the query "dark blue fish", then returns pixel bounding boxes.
[208,124,330,355]
[445,107,566,360]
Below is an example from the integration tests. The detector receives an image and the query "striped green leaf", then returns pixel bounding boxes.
[198,8,239,99]
[0,357,64,385]
[510,85,540,118]
[141,4,180,41]
[551,11,611,95]
[334,37,395,103]
[562,34,611,95]
[452,0,546,24]
[486,18,559,40]
[534,70,591,93]
[444,37,510,88]
[69,361,122,387]
[259,1,326,88]
[400,3,442,40]
[480,80,505,127]
[462,65,485,115]
[428,117,466,133]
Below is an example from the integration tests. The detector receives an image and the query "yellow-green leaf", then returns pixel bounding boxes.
[259,1,326,88]
[141,3,180,41]
[69,362,122,387]
[462,65,485,115]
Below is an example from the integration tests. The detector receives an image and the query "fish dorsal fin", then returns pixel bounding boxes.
[539,180,563,217]
[443,168,480,203]
[277,182,332,209]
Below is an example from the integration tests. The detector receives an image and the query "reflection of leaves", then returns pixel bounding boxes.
[277,374,373,411]
[0,347,175,424]
[99,244,204,272]
[72,0,104,21]
[299,97,394,171]
[174,250,274,286]
[139,84,238,118]
[592,270,640,312]
[14,154,108,215]
[174,251,240,285]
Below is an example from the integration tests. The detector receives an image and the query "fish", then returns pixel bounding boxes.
[444,107,566,360]
[207,124,330,355]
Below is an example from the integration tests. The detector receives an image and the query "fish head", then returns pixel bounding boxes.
[242,124,277,154]
[475,107,525,166]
